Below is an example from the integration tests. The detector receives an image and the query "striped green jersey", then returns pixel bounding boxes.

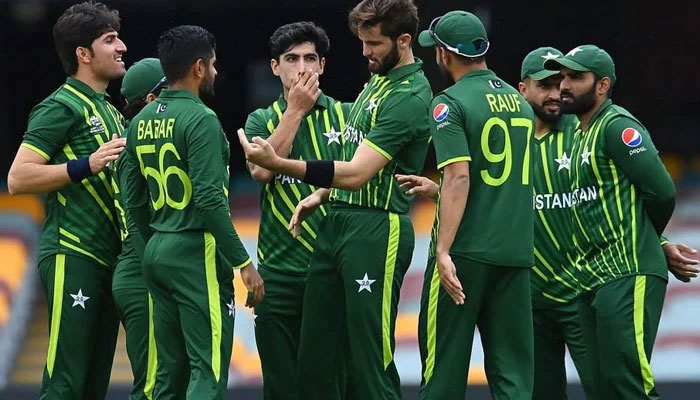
[22,77,123,268]
[245,94,349,275]
[329,59,432,214]
[570,99,675,290]
[531,114,580,307]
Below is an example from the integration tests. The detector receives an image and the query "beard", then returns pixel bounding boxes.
[530,100,561,123]
[560,82,596,114]
[199,72,216,104]
[368,42,400,76]
[437,58,454,86]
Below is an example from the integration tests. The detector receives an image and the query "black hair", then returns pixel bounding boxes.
[270,21,330,60]
[157,25,216,83]
[348,0,419,43]
[52,1,121,75]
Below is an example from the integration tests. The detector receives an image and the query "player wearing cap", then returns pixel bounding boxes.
[121,26,263,398]
[544,45,676,399]
[112,57,166,400]
[238,1,431,398]
[414,10,535,399]
[518,47,596,399]
[7,3,127,398]
[243,22,350,399]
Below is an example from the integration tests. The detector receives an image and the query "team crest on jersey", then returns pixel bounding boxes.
[89,115,105,134]
[433,103,449,122]
[621,128,642,147]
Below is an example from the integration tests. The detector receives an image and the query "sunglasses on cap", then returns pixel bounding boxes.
[428,16,489,58]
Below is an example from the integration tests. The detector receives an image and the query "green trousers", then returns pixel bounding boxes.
[418,256,534,400]
[578,274,666,400]
[143,231,235,400]
[38,253,119,400]
[254,267,306,400]
[297,206,414,400]
[113,281,157,400]
[533,300,595,399]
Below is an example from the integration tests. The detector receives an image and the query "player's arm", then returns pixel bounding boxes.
[238,93,427,191]
[288,188,331,237]
[660,235,699,282]
[605,118,676,236]
[246,71,320,183]
[8,102,125,194]
[395,174,439,201]
[189,115,263,305]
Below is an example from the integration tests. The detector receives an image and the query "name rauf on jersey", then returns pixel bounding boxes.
[533,186,597,210]
[343,125,366,144]
[275,173,302,185]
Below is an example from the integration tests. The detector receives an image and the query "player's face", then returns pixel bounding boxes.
[358,25,400,76]
[434,47,453,84]
[199,53,217,100]
[559,67,596,114]
[88,30,127,80]
[272,42,325,92]
[524,74,563,123]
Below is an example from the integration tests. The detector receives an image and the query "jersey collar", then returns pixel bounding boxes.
[158,89,204,105]
[586,99,613,131]
[383,58,423,82]
[65,77,107,101]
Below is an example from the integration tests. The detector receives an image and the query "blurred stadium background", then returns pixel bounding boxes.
[1,0,698,398]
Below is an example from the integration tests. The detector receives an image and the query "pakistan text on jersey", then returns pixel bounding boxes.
[137,118,175,140]
[343,126,366,144]
[274,174,302,185]
[533,186,598,210]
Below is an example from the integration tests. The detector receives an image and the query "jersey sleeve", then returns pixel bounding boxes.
[188,114,251,269]
[121,126,153,258]
[363,92,429,161]
[605,117,676,236]
[244,109,273,142]
[21,100,76,161]
[430,94,469,170]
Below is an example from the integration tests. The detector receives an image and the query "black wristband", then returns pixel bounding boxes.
[67,157,93,183]
[303,160,335,188]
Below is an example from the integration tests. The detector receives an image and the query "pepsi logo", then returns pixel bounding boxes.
[621,128,642,147]
[433,103,449,122]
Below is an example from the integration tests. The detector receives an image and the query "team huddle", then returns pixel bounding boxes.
[7,0,699,399]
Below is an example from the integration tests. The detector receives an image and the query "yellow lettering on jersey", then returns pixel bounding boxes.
[144,120,154,139]
[137,120,145,140]
[158,118,166,138]
[486,94,522,113]
[486,94,498,112]
[167,118,175,138]
[153,119,161,138]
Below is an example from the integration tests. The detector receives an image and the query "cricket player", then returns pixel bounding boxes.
[544,45,676,399]
[112,57,167,400]
[238,1,431,398]
[244,21,350,399]
[7,2,127,398]
[416,10,535,399]
[121,25,264,399]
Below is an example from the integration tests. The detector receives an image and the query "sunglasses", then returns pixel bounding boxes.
[146,76,168,99]
[428,16,489,58]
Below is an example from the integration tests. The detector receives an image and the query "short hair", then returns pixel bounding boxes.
[348,0,419,43]
[269,21,330,61]
[52,1,121,75]
[157,25,216,83]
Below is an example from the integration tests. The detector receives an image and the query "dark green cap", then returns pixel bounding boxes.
[544,44,616,85]
[520,47,564,81]
[120,58,167,104]
[418,10,489,58]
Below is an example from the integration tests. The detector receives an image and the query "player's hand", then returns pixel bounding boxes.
[436,252,465,305]
[663,242,699,282]
[237,129,279,170]
[240,262,265,307]
[89,134,126,173]
[288,191,324,237]
[395,174,439,200]
[287,70,321,116]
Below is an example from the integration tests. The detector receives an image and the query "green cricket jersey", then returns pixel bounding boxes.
[570,99,675,290]
[245,93,350,275]
[429,69,535,267]
[121,89,250,269]
[21,77,123,268]
[329,59,432,214]
[531,114,581,307]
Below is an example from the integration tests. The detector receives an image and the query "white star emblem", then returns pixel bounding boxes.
[567,47,583,57]
[580,148,592,165]
[356,273,376,293]
[227,299,235,317]
[70,289,90,309]
[541,51,560,61]
[323,127,341,145]
[365,98,378,113]
[555,152,571,172]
